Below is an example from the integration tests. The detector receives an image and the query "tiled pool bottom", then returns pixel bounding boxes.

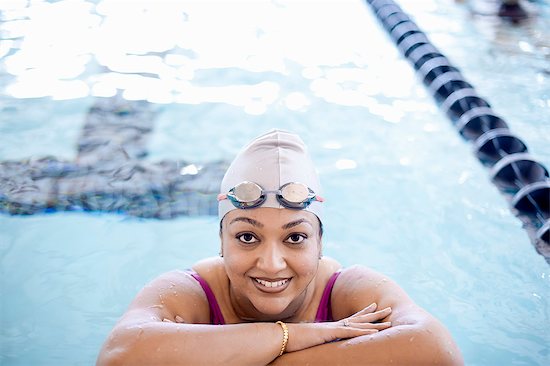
[0,95,227,219]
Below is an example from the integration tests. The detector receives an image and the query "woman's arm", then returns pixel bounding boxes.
[96,269,390,366]
[97,270,282,366]
[272,308,461,365]
[99,318,291,366]
[272,265,463,365]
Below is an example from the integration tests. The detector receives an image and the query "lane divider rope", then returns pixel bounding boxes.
[365,0,549,263]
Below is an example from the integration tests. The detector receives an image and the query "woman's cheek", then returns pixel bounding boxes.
[223,253,245,277]
[295,258,318,277]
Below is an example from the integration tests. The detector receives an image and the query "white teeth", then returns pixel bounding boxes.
[254,278,289,288]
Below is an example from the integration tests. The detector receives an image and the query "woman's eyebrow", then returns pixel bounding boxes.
[282,219,312,230]
[229,217,264,228]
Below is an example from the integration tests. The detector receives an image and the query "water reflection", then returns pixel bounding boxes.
[3,0,546,119]
[335,159,357,170]
[0,0,404,111]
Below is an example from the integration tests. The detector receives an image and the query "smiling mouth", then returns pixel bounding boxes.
[253,278,291,288]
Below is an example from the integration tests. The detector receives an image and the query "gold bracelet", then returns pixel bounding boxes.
[275,321,289,356]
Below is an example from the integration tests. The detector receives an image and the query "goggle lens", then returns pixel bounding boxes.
[280,183,309,203]
[233,181,263,203]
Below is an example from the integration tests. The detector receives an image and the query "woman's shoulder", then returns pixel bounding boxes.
[115,266,214,325]
[192,256,225,272]
[318,256,342,275]
[320,260,381,284]
[338,264,385,281]
[148,259,222,292]
[137,258,228,324]
[191,256,227,285]
[191,257,231,303]
[333,264,398,297]
[330,264,410,318]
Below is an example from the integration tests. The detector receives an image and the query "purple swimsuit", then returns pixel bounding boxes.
[187,270,342,325]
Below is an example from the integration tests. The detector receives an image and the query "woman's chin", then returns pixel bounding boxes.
[249,297,294,318]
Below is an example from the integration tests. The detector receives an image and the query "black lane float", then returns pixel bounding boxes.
[365,0,549,262]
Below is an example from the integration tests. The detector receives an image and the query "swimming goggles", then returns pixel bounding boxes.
[217,181,324,210]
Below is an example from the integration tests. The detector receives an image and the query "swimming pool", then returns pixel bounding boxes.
[1,0,549,365]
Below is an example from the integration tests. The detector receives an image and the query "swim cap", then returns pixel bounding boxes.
[219,129,323,222]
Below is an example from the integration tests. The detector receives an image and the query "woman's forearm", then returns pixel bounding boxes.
[97,322,284,366]
[271,322,463,366]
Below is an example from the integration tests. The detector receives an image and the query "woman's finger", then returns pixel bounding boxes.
[349,321,392,331]
[352,307,392,323]
[338,327,379,339]
[349,303,377,317]
[162,315,185,323]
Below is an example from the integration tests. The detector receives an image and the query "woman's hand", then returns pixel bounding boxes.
[286,303,392,353]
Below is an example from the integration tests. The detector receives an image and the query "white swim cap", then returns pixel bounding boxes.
[218,129,323,222]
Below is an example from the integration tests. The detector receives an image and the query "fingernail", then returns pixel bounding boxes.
[175,315,184,323]
[162,318,173,322]
[368,303,377,309]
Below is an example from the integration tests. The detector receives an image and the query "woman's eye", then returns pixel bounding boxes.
[286,234,306,244]
[237,233,258,244]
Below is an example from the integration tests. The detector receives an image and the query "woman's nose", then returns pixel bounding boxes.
[256,241,286,274]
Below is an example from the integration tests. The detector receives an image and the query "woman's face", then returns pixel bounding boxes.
[221,207,322,320]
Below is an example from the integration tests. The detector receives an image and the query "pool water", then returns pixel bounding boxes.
[1,0,549,365]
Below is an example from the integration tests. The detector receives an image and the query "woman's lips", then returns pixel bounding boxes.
[251,277,292,292]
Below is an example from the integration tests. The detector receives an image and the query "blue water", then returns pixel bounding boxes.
[1,0,549,365]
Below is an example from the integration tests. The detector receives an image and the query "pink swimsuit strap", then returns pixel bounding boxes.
[186,269,342,325]
[186,270,226,325]
[315,270,342,322]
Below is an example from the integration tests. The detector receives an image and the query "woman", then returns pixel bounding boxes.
[97,130,463,365]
